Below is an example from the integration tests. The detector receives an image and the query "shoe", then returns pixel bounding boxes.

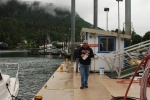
[80,86,84,89]
[84,85,88,88]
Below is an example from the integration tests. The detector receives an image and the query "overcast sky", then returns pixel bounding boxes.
[20,0,150,36]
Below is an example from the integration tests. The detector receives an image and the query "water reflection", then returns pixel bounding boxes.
[0,50,65,100]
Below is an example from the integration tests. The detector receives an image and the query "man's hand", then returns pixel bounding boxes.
[81,54,84,57]
[85,53,89,56]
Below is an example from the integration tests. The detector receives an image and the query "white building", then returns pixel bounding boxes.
[80,28,131,72]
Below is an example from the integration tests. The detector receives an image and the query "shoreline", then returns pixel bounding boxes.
[0,49,28,53]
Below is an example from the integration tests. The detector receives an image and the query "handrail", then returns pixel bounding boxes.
[13,64,19,92]
[106,40,150,56]
[101,40,150,78]
[124,40,150,50]
[1,63,19,93]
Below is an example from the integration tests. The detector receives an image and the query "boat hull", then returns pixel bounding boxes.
[0,74,19,100]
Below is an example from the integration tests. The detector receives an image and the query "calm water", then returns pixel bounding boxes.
[0,50,65,100]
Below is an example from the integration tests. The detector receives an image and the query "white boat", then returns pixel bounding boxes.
[0,63,19,100]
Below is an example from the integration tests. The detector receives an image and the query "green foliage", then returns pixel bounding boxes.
[0,0,92,49]
[52,42,62,48]
[111,29,150,47]
[75,15,93,41]
[143,31,150,41]
[131,31,136,40]
[2,0,149,49]
[56,44,63,48]
[126,31,136,46]
[132,34,142,45]
[52,42,57,47]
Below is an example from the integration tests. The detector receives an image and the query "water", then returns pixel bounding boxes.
[0,50,65,100]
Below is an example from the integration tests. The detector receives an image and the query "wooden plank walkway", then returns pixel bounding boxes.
[33,62,150,100]
[33,63,112,100]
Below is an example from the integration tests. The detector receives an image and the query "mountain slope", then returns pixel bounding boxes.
[0,0,94,48]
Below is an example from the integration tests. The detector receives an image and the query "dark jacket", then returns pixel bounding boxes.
[77,46,94,65]
[73,48,79,60]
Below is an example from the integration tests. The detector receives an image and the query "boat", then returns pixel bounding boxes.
[0,63,19,100]
[47,49,61,55]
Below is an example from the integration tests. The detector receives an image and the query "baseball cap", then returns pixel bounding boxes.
[83,40,88,44]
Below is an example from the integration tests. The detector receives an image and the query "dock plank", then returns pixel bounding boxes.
[33,68,112,100]
[33,70,74,100]
[74,73,112,100]
[100,78,150,99]
[34,63,150,100]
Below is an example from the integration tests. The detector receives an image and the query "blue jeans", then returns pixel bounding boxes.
[80,64,90,87]
[76,58,79,72]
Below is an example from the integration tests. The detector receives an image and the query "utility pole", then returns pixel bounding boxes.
[104,8,109,31]
[116,0,123,51]
[71,0,75,61]
[125,0,131,35]
[93,0,98,29]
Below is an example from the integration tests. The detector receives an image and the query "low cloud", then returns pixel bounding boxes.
[0,0,10,4]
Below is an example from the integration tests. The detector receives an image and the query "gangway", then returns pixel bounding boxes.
[103,40,150,78]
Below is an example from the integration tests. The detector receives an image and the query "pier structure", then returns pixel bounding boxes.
[33,61,111,100]
[33,60,150,100]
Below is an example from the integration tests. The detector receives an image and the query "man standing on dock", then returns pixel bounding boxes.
[77,40,94,89]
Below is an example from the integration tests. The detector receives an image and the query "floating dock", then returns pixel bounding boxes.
[33,62,150,100]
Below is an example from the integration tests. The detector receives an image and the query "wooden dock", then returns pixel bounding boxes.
[33,62,150,100]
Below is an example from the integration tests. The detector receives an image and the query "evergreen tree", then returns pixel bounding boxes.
[131,34,142,45]
[0,0,92,49]
[143,31,150,41]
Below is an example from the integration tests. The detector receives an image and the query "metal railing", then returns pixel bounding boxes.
[102,40,150,78]
[0,63,19,92]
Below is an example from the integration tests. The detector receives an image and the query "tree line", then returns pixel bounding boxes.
[0,0,92,49]
[111,29,150,46]
[0,0,149,49]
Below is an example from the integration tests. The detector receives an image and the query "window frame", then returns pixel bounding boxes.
[98,36,116,53]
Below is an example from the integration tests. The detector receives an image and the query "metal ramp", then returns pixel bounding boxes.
[104,40,150,79]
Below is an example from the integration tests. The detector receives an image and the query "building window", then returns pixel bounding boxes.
[98,36,116,53]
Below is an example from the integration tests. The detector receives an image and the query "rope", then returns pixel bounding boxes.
[140,59,150,100]
[124,54,150,100]
[6,83,21,100]
[6,83,12,96]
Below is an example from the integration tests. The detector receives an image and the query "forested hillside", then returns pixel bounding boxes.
[0,0,92,48]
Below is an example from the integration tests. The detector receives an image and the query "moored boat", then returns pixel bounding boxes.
[0,63,19,100]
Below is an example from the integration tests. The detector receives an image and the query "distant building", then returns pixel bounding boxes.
[0,42,8,49]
